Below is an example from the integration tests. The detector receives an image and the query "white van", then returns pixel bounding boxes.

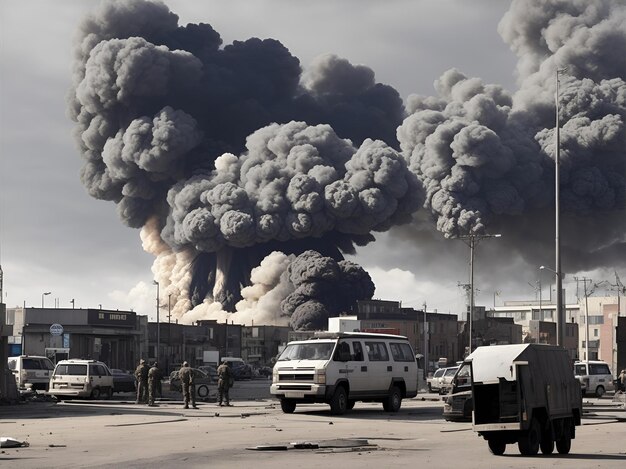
[48,359,114,399]
[8,355,55,392]
[270,332,418,414]
[574,360,614,397]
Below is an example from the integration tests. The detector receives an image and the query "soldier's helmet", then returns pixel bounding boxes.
[182,361,189,367]
[221,358,228,364]
[140,359,145,364]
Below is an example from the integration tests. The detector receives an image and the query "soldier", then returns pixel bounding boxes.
[179,361,197,409]
[619,369,626,392]
[217,359,233,406]
[147,362,162,406]
[134,359,149,404]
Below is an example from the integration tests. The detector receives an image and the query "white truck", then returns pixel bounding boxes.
[270,332,418,415]
[469,344,582,456]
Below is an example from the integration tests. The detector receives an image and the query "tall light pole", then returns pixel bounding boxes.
[554,67,567,347]
[41,291,51,308]
[459,233,501,354]
[153,280,160,362]
[540,265,564,345]
[422,302,428,379]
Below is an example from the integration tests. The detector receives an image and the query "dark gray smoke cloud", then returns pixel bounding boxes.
[69,0,417,320]
[70,0,626,328]
[397,0,626,272]
[281,250,375,330]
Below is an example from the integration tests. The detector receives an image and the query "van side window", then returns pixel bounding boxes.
[589,363,610,375]
[365,342,389,361]
[352,342,364,361]
[389,342,414,362]
[333,342,351,361]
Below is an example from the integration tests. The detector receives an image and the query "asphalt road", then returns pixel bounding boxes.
[1,382,625,469]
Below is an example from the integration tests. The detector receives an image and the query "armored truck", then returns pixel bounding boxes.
[467,344,582,456]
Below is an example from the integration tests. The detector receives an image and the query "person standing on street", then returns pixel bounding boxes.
[619,369,626,392]
[179,361,197,409]
[134,359,149,404]
[217,359,233,406]
[147,362,162,406]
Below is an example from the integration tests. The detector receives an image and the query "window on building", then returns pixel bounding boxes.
[589,316,604,325]
[594,329,598,337]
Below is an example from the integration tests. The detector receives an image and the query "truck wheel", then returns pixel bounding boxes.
[488,439,506,455]
[556,436,571,454]
[382,386,402,412]
[518,418,540,456]
[329,386,347,415]
[540,426,554,454]
[91,387,101,399]
[595,386,605,398]
[280,399,296,413]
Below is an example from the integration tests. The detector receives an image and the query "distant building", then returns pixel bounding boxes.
[241,325,290,366]
[7,307,146,370]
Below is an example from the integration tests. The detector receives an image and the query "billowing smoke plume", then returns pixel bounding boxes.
[397,0,626,271]
[69,0,418,326]
[281,250,375,330]
[71,0,626,328]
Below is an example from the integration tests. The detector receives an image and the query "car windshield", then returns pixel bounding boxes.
[434,368,445,377]
[444,367,458,377]
[278,342,335,361]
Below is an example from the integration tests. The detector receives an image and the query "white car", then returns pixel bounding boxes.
[8,355,55,392]
[427,368,446,393]
[48,359,114,400]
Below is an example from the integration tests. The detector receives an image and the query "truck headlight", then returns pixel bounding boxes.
[315,370,326,384]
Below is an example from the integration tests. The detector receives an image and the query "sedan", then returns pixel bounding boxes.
[111,369,136,393]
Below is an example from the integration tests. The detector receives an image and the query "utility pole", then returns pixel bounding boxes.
[422,302,428,380]
[458,233,501,354]
[574,276,592,362]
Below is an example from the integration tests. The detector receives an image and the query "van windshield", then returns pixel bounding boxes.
[278,342,334,361]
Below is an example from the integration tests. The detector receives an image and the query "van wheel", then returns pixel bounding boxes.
[488,439,506,455]
[280,399,296,413]
[383,386,402,412]
[329,386,347,415]
[595,386,605,398]
[91,387,101,399]
[518,418,540,456]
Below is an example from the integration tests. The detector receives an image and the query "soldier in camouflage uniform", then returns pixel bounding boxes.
[134,359,149,404]
[179,361,197,409]
[217,359,232,406]
[147,362,162,406]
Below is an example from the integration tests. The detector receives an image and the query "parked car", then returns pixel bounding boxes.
[574,360,614,397]
[169,368,213,399]
[231,363,253,380]
[111,369,136,393]
[8,355,55,392]
[48,359,114,399]
[443,363,472,422]
[427,368,446,393]
[439,366,460,395]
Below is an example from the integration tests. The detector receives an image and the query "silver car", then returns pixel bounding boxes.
[438,366,460,395]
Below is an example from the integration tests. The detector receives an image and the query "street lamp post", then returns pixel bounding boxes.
[554,67,567,347]
[41,291,51,308]
[540,265,564,346]
[153,280,160,362]
[422,302,428,380]
[459,233,501,354]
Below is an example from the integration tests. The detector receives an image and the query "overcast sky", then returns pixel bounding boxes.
[1,0,622,322]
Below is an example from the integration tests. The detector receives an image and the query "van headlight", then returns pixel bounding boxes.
[315,370,326,385]
[272,369,279,383]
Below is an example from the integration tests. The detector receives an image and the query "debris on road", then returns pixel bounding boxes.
[1,437,30,448]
